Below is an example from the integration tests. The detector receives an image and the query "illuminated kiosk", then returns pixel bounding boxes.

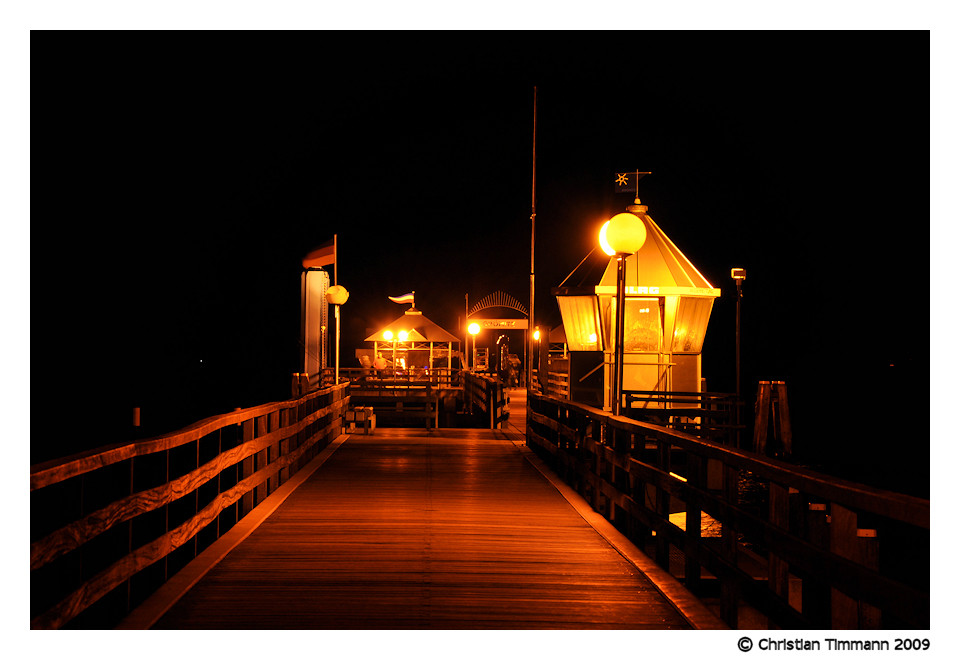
[365,307,461,374]
[555,201,720,413]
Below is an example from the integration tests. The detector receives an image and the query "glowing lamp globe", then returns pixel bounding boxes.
[383,330,394,341]
[325,285,349,305]
[599,212,647,256]
[468,322,481,335]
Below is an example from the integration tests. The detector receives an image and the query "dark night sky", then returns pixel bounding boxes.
[29,31,931,491]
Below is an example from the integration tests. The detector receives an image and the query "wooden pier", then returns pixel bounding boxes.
[32,383,928,631]
[141,421,721,629]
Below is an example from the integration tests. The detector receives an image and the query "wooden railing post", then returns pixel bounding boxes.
[830,504,881,629]
[768,483,791,602]
[799,502,831,626]
[654,437,671,570]
[488,380,495,429]
[239,418,255,518]
[720,464,740,629]
[685,454,704,594]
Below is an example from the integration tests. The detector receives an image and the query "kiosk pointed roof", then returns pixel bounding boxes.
[365,308,461,343]
[597,208,719,295]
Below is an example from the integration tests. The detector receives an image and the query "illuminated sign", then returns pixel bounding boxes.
[475,319,529,329]
[595,285,721,297]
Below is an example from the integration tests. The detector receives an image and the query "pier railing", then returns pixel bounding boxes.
[622,389,742,446]
[322,366,461,390]
[30,383,349,629]
[463,372,508,429]
[526,392,929,629]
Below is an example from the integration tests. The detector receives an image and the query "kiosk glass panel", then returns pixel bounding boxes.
[557,295,604,351]
[624,298,661,352]
[671,297,714,354]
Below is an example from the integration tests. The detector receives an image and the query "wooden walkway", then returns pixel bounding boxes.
[143,398,720,629]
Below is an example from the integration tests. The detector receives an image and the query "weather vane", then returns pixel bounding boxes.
[614,170,651,201]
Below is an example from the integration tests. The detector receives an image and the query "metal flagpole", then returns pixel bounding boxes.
[333,234,339,383]
[528,86,536,391]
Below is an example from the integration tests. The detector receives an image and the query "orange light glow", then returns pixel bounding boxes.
[600,212,647,255]
[398,330,409,342]
[533,329,541,341]
[599,221,615,256]
[468,322,480,335]
[383,330,394,341]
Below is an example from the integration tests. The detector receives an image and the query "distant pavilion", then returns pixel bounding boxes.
[365,307,461,372]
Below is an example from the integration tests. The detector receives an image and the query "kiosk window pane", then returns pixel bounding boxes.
[557,295,603,351]
[671,297,714,353]
[624,298,661,352]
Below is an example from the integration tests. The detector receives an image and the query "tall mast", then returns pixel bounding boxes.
[528,86,537,390]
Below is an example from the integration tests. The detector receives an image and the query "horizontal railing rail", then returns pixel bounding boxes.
[622,389,743,445]
[30,383,349,629]
[545,370,569,399]
[526,392,929,630]
[322,367,461,390]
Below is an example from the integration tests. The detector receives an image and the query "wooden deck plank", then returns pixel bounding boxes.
[154,427,692,629]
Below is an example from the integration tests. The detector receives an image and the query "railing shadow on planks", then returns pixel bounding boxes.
[526,392,930,630]
[30,383,350,629]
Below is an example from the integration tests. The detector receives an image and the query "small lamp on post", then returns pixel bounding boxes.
[468,322,481,371]
[600,212,648,416]
[325,285,349,385]
[532,327,541,390]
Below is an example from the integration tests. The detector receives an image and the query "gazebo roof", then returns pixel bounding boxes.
[597,209,719,295]
[365,309,460,343]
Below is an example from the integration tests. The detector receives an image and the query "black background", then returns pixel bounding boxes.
[31,32,929,495]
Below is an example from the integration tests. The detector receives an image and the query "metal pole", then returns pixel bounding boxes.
[334,304,341,385]
[614,254,626,416]
[735,278,742,447]
[528,85,537,391]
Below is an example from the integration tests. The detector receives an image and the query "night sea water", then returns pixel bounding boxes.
[36,346,928,503]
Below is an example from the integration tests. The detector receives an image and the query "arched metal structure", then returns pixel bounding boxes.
[466,290,530,385]
[469,290,528,317]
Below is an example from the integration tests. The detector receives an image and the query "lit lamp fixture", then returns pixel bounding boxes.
[468,322,480,371]
[382,328,410,372]
[600,212,648,416]
[325,285,349,384]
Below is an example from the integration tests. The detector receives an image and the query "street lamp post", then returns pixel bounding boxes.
[599,212,648,416]
[532,327,541,391]
[468,322,480,371]
[731,268,746,447]
[325,285,349,385]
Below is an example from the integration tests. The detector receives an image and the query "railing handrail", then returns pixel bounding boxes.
[31,383,349,629]
[526,392,929,629]
[535,395,928,527]
[30,396,321,491]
